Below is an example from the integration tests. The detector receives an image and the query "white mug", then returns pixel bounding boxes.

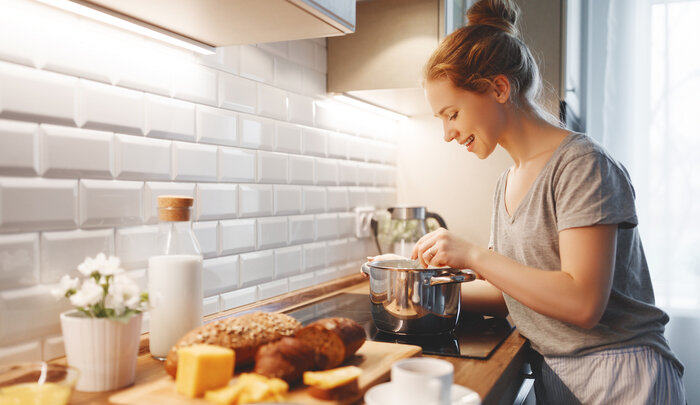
[391,358,454,405]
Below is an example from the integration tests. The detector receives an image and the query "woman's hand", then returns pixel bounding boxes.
[411,228,478,269]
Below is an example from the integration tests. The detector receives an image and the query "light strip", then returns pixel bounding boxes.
[37,0,216,55]
[332,94,410,121]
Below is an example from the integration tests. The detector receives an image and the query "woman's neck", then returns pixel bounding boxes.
[498,106,569,169]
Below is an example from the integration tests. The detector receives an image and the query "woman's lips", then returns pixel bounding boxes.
[465,135,475,151]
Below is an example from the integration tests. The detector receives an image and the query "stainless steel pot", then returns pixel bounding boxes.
[361,260,476,335]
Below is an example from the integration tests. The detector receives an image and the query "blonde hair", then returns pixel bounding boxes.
[424,0,553,120]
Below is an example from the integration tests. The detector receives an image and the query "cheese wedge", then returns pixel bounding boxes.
[204,373,288,405]
[303,365,362,389]
[176,344,235,398]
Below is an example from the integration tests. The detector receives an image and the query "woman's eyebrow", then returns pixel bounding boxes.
[435,105,453,117]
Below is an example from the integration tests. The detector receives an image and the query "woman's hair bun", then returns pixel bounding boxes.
[466,0,520,37]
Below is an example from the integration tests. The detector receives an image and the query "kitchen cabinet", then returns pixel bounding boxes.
[79,0,356,46]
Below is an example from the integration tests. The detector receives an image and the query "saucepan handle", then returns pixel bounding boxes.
[361,262,372,276]
[426,270,477,286]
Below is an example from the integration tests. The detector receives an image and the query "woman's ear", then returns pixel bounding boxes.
[492,75,511,104]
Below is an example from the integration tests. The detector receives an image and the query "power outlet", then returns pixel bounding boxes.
[354,206,375,238]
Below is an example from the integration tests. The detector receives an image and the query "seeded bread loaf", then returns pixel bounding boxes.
[253,337,316,383]
[295,317,366,370]
[164,312,302,378]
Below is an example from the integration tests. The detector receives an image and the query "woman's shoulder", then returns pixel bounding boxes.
[556,133,626,173]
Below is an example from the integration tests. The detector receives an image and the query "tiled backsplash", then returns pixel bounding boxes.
[0,0,397,363]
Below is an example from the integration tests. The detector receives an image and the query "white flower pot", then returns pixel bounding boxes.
[59,310,142,392]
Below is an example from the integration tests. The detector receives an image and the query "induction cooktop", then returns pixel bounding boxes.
[285,292,513,359]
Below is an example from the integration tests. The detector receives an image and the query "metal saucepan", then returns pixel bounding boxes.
[361,260,476,335]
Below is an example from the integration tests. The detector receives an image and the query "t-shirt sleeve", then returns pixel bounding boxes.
[554,151,638,231]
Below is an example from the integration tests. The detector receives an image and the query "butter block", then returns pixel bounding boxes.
[176,344,235,398]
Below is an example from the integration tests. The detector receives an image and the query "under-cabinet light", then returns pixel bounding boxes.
[37,0,216,55]
[332,94,410,121]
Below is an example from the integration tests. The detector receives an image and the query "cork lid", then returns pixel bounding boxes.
[157,195,194,221]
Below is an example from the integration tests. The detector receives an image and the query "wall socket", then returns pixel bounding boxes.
[354,206,375,238]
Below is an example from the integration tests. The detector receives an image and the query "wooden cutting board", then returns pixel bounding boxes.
[109,341,421,405]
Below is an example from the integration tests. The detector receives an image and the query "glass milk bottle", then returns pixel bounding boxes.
[148,195,203,360]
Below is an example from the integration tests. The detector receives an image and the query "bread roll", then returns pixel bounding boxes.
[164,312,302,378]
[295,317,366,370]
[253,337,315,383]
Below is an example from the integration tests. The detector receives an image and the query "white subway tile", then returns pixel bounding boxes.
[114,134,171,181]
[316,213,339,240]
[239,249,274,287]
[347,137,367,162]
[257,151,288,184]
[344,238,364,262]
[203,295,220,316]
[220,286,257,310]
[238,184,273,218]
[274,122,302,154]
[0,285,72,345]
[145,94,195,141]
[196,105,237,146]
[257,84,287,120]
[114,40,172,96]
[114,225,157,270]
[257,278,288,300]
[0,233,39,291]
[218,147,256,183]
[193,221,218,259]
[315,158,338,186]
[287,94,314,126]
[302,68,326,96]
[274,245,302,277]
[41,228,114,283]
[202,45,239,75]
[172,141,218,182]
[0,119,39,176]
[0,340,42,364]
[0,4,41,67]
[326,239,348,265]
[348,187,368,208]
[79,179,142,228]
[196,184,237,220]
[238,114,274,150]
[75,79,144,135]
[219,73,256,114]
[315,267,340,284]
[288,215,315,245]
[39,124,113,179]
[326,187,349,212]
[382,187,397,207]
[327,132,348,159]
[0,61,76,126]
[313,100,338,131]
[257,217,287,250]
[314,44,328,73]
[219,218,256,255]
[42,334,64,361]
[289,272,315,291]
[258,42,288,58]
[289,155,314,185]
[301,128,326,157]
[171,62,217,106]
[125,268,147,292]
[274,57,302,93]
[357,163,376,186]
[274,185,302,216]
[303,242,326,271]
[338,161,358,186]
[203,255,239,296]
[240,45,274,83]
[143,182,195,224]
[288,40,315,69]
[338,213,356,238]
[366,187,383,207]
[0,177,77,232]
[302,186,326,214]
[366,140,384,163]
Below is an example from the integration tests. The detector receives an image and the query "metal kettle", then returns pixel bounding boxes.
[371,206,447,257]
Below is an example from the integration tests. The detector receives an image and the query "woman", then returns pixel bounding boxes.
[411,0,686,403]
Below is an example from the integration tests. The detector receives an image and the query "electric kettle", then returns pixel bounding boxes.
[371,206,448,257]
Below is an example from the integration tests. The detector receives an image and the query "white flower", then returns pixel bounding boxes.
[69,278,103,308]
[108,275,141,312]
[51,274,79,299]
[77,253,123,277]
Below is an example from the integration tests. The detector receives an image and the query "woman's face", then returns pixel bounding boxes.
[424,77,506,159]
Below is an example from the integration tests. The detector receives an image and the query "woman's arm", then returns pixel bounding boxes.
[413,224,617,329]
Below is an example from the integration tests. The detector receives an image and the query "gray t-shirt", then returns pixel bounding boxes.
[489,132,683,373]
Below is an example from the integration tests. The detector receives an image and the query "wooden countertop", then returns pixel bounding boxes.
[56,275,529,405]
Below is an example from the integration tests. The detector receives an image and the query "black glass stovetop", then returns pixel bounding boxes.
[285,292,513,360]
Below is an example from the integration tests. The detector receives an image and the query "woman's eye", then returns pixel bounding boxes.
[449,112,458,121]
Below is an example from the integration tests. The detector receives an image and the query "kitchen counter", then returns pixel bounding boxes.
[56,275,529,405]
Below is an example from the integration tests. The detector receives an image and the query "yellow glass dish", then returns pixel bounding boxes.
[0,363,79,405]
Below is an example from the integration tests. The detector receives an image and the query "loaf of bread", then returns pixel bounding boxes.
[253,337,316,383]
[295,317,366,370]
[164,312,302,378]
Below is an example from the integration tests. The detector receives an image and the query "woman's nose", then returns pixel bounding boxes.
[443,124,458,142]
